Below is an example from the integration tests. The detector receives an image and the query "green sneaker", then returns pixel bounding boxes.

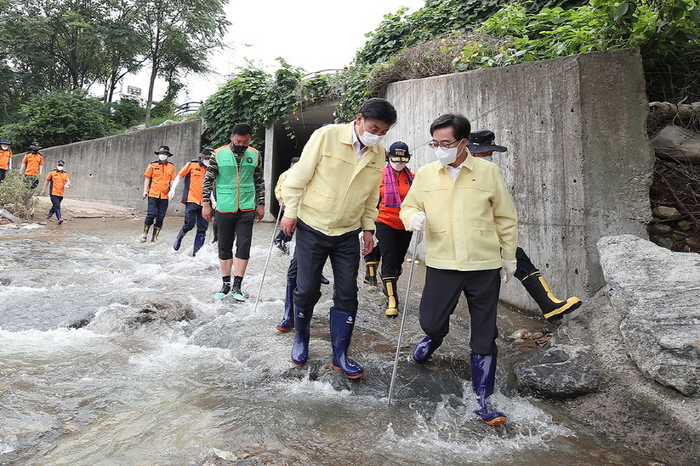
[215,282,231,299]
[231,283,245,302]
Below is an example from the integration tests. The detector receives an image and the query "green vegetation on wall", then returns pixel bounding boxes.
[200,0,699,142]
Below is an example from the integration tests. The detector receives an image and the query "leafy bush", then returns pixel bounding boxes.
[1,90,111,151]
[110,96,145,128]
[0,170,37,219]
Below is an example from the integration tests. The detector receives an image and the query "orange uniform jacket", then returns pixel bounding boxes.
[22,152,44,175]
[144,160,176,199]
[45,170,70,196]
[177,160,207,205]
[0,148,12,170]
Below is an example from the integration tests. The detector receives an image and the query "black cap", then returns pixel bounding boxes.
[388,141,411,162]
[0,139,9,145]
[467,130,507,154]
[30,142,42,150]
[197,147,214,158]
[154,145,173,156]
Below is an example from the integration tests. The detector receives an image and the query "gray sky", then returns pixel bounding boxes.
[120,0,426,104]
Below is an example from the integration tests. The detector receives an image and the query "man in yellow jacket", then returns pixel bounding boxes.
[400,113,518,426]
[280,98,397,379]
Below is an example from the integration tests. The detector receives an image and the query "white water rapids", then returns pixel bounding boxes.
[0,217,657,465]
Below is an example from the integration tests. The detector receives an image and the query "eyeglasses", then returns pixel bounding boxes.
[428,139,461,149]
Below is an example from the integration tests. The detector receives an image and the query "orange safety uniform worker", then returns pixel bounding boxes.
[169,148,213,256]
[21,142,44,189]
[41,159,72,224]
[0,138,12,182]
[140,145,177,243]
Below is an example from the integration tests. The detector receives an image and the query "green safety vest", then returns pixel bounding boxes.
[215,147,258,212]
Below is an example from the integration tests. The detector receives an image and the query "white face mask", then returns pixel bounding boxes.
[158,154,168,161]
[202,159,211,167]
[57,166,64,171]
[480,155,493,163]
[359,123,384,147]
[434,146,459,166]
[390,161,407,171]
[1,145,8,150]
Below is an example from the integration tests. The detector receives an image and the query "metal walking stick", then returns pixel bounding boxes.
[253,207,285,314]
[388,234,421,405]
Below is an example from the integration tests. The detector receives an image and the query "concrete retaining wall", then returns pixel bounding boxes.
[28,119,203,216]
[384,48,653,310]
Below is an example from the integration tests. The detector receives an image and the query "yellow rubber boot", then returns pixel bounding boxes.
[383,277,399,318]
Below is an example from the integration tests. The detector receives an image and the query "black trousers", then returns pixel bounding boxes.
[145,197,168,228]
[294,220,359,312]
[216,210,255,261]
[419,267,501,355]
[375,221,412,278]
[0,168,6,182]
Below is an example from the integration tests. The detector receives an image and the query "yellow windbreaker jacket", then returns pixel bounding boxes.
[281,122,385,236]
[400,156,518,271]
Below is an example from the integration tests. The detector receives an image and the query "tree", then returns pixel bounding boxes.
[134,0,229,123]
[1,90,110,150]
[99,0,149,103]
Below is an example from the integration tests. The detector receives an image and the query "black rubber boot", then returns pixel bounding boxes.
[364,261,379,291]
[520,271,582,323]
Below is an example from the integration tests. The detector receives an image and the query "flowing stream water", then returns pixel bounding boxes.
[0,217,659,465]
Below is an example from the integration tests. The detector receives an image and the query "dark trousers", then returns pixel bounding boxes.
[419,267,501,355]
[216,210,255,260]
[24,175,39,190]
[182,202,208,235]
[294,220,359,312]
[145,197,168,228]
[287,252,298,280]
[275,208,293,243]
[514,246,537,280]
[49,194,63,211]
[0,168,6,182]
[375,221,412,277]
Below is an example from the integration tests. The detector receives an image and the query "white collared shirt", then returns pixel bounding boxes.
[351,126,368,161]
[444,161,465,179]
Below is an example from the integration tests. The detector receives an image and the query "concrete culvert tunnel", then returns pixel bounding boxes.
[264,103,336,220]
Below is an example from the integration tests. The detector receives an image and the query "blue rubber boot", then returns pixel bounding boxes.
[173,227,187,251]
[276,276,296,331]
[412,335,443,363]
[471,353,507,426]
[291,307,313,366]
[46,207,55,220]
[330,308,364,379]
[192,233,206,256]
[56,209,63,224]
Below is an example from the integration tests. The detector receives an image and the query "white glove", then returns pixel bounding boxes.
[168,189,175,200]
[409,212,426,232]
[500,259,517,283]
